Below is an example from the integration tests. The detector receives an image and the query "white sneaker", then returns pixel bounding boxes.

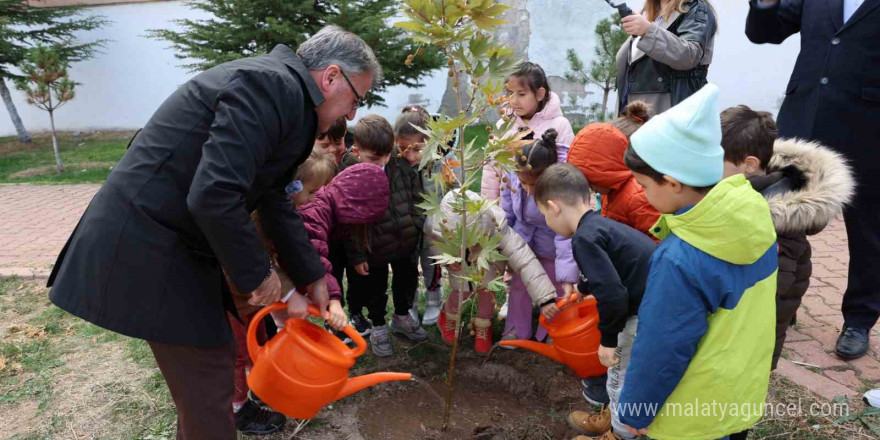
[408,305,420,326]
[865,389,880,408]
[370,325,393,357]
[498,298,509,319]
[390,314,428,341]
[422,289,441,326]
[500,333,517,350]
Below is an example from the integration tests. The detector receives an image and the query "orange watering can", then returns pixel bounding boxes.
[247,303,411,419]
[499,294,606,378]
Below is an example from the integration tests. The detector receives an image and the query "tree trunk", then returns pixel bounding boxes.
[601,79,611,121]
[48,109,63,173]
[0,77,32,143]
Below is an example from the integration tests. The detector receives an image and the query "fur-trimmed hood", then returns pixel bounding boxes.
[749,138,854,236]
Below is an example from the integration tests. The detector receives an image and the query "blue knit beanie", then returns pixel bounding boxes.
[630,84,724,187]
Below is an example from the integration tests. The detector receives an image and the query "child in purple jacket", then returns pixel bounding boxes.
[501,129,580,342]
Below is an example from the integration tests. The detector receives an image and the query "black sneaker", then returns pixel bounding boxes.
[350,313,372,337]
[234,399,286,435]
[325,323,352,344]
[580,374,610,406]
[836,326,870,360]
[249,390,266,407]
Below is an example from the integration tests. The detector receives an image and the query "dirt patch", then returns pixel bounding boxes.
[9,161,116,179]
[356,356,581,440]
[45,342,160,439]
[2,400,41,439]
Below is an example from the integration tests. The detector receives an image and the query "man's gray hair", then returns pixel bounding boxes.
[298,25,383,86]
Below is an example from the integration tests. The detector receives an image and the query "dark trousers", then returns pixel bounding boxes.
[841,196,880,330]
[148,339,237,440]
[347,255,419,326]
[328,240,348,307]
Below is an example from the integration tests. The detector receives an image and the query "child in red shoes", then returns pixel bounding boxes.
[425,190,558,353]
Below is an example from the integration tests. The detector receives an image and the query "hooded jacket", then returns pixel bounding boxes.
[615,0,717,116]
[501,144,580,285]
[567,124,661,240]
[748,138,854,370]
[425,190,557,306]
[618,174,778,439]
[339,149,425,264]
[480,92,575,200]
[298,163,390,298]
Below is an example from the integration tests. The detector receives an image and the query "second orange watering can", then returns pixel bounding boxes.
[247,303,411,419]
[499,294,606,378]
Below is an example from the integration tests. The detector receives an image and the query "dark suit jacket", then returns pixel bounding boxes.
[47,45,326,346]
[746,0,880,192]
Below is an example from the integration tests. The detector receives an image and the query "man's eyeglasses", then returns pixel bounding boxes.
[339,69,367,109]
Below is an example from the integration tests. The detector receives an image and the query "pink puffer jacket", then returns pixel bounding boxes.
[298,163,389,298]
[480,92,575,200]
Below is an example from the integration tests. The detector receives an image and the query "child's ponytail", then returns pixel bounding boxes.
[611,101,651,138]
[517,128,559,176]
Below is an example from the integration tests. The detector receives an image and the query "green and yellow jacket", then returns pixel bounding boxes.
[618,174,778,440]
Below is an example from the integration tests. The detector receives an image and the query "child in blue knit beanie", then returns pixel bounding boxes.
[614,84,778,440]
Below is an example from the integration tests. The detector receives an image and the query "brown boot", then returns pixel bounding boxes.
[568,405,611,436]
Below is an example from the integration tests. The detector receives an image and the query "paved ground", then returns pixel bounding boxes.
[0,184,99,275]
[0,183,876,401]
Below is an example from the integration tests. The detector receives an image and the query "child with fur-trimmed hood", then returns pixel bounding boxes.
[721,105,855,369]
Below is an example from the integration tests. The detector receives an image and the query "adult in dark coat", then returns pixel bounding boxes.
[746,0,880,360]
[46,25,380,439]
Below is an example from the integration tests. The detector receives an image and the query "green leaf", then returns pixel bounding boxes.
[432,253,462,266]
[472,15,506,31]
[394,21,426,32]
[468,34,490,58]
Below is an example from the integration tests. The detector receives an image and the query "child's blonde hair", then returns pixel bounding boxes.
[296,150,337,187]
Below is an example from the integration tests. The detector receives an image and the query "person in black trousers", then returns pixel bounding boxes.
[746,0,880,360]
[338,115,427,357]
[47,26,380,439]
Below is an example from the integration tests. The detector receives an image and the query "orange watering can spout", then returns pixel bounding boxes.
[498,339,564,362]
[499,293,607,379]
[336,372,413,400]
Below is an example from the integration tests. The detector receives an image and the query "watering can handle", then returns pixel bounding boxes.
[537,292,581,327]
[556,292,580,309]
[246,303,367,364]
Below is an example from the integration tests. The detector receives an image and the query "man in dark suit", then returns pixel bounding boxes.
[47,26,380,438]
[746,0,880,360]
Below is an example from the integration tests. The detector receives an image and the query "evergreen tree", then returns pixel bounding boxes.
[15,45,78,173]
[149,0,444,107]
[565,15,628,121]
[0,0,106,142]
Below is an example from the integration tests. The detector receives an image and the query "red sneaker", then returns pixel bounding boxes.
[438,310,459,346]
[474,318,492,354]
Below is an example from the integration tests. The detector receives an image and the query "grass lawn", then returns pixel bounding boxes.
[0,127,491,187]
[0,131,135,185]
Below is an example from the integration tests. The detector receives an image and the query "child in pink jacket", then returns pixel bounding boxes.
[481,62,575,200]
